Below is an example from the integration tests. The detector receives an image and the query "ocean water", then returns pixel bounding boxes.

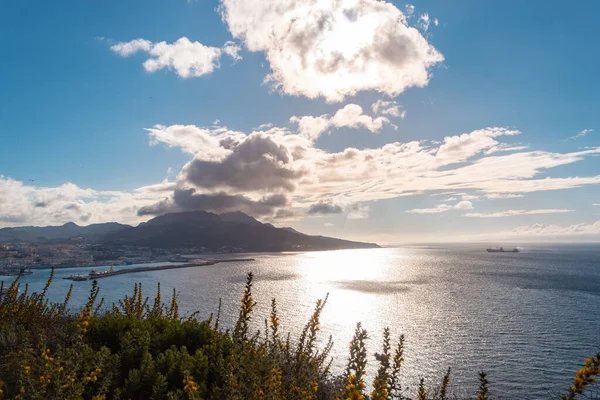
[3,245,600,399]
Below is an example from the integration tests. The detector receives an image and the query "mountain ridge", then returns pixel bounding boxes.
[0,211,379,252]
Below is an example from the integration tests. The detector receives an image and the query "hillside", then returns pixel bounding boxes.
[106,210,379,252]
[0,211,379,252]
[0,222,131,242]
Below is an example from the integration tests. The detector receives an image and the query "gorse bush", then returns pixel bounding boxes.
[0,271,599,399]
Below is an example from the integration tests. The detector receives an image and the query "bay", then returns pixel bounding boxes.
[3,244,600,399]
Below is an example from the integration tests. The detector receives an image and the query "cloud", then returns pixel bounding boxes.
[0,175,167,228]
[436,127,520,165]
[371,100,406,118]
[507,221,600,237]
[307,202,343,215]
[347,203,370,219]
[146,124,245,159]
[143,119,600,223]
[407,200,473,214]
[137,188,287,217]
[443,197,457,201]
[110,37,241,78]
[110,39,152,56]
[6,116,600,228]
[565,128,593,141]
[255,122,273,130]
[220,0,444,102]
[290,104,393,140]
[418,13,431,31]
[486,193,524,199]
[465,209,574,218]
[182,134,304,192]
[594,203,600,206]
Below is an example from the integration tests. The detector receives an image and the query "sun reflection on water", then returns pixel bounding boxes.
[297,248,407,327]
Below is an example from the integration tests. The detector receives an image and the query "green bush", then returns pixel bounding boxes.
[0,271,599,400]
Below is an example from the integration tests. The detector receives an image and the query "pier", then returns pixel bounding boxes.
[63,258,254,281]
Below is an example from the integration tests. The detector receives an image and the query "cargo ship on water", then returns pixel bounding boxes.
[486,247,519,253]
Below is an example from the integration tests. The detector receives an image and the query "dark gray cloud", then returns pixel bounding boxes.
[138,189,288,217]
[307,201,343,215]
[183,135,303,192]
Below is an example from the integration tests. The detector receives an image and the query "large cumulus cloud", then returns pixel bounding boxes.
[181,134,304,192]
[219,0,444,102]
[138,189,288,217]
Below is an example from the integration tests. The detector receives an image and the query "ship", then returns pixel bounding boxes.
[486,247,519,253]
[89,265,114,277]
[0,267,33,276]
[66,265,114,281]
[67,274,91,281]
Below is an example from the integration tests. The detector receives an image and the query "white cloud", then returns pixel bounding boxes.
[0,176,166,228]
[5,117,600,227]
[110,38,152,56]
[436,127,520,165]
[443,196,457,201]
[290,104,393,140]
[371,100,406,118]
[145,124,246,160]
[406,200,473,214]
[508,221,600,237]
[486,193,525,199]
[145,121,600,218]
[565,128,593,141]
[110,37,241,78]
[419,13,431,31]
[465,209,573,218]
[222,40,242,61]
[593,203,600,206]
[255,122,273,130]
[220,0,444,102]
[347,204,370,219]
[324,222,334,227]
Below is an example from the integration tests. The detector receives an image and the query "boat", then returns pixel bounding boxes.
[89,265,114,277]
[0,267,33,276]
[67,274,91,281]
[486,247,519,253]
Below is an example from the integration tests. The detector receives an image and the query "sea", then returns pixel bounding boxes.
[3,244,600,399]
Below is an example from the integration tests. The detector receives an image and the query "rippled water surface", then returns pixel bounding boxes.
[4,245,600,399]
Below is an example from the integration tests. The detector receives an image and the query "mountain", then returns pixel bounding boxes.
[0,211,379,252]
[0,222,131,242]
[106,210,379,252]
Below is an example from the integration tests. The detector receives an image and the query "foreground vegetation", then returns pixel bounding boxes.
[0,271,599,400]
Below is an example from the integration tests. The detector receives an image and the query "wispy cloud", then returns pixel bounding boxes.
[465,209,573,218]
[507,221,600,237]
[407,201,473,214]
[486,193,525,199]
[372,100,406,118]
[565,128,593,141]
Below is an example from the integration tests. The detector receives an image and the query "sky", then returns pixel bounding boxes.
[0,0,599,244]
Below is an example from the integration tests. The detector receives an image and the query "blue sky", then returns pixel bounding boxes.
[1,0,599,242]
